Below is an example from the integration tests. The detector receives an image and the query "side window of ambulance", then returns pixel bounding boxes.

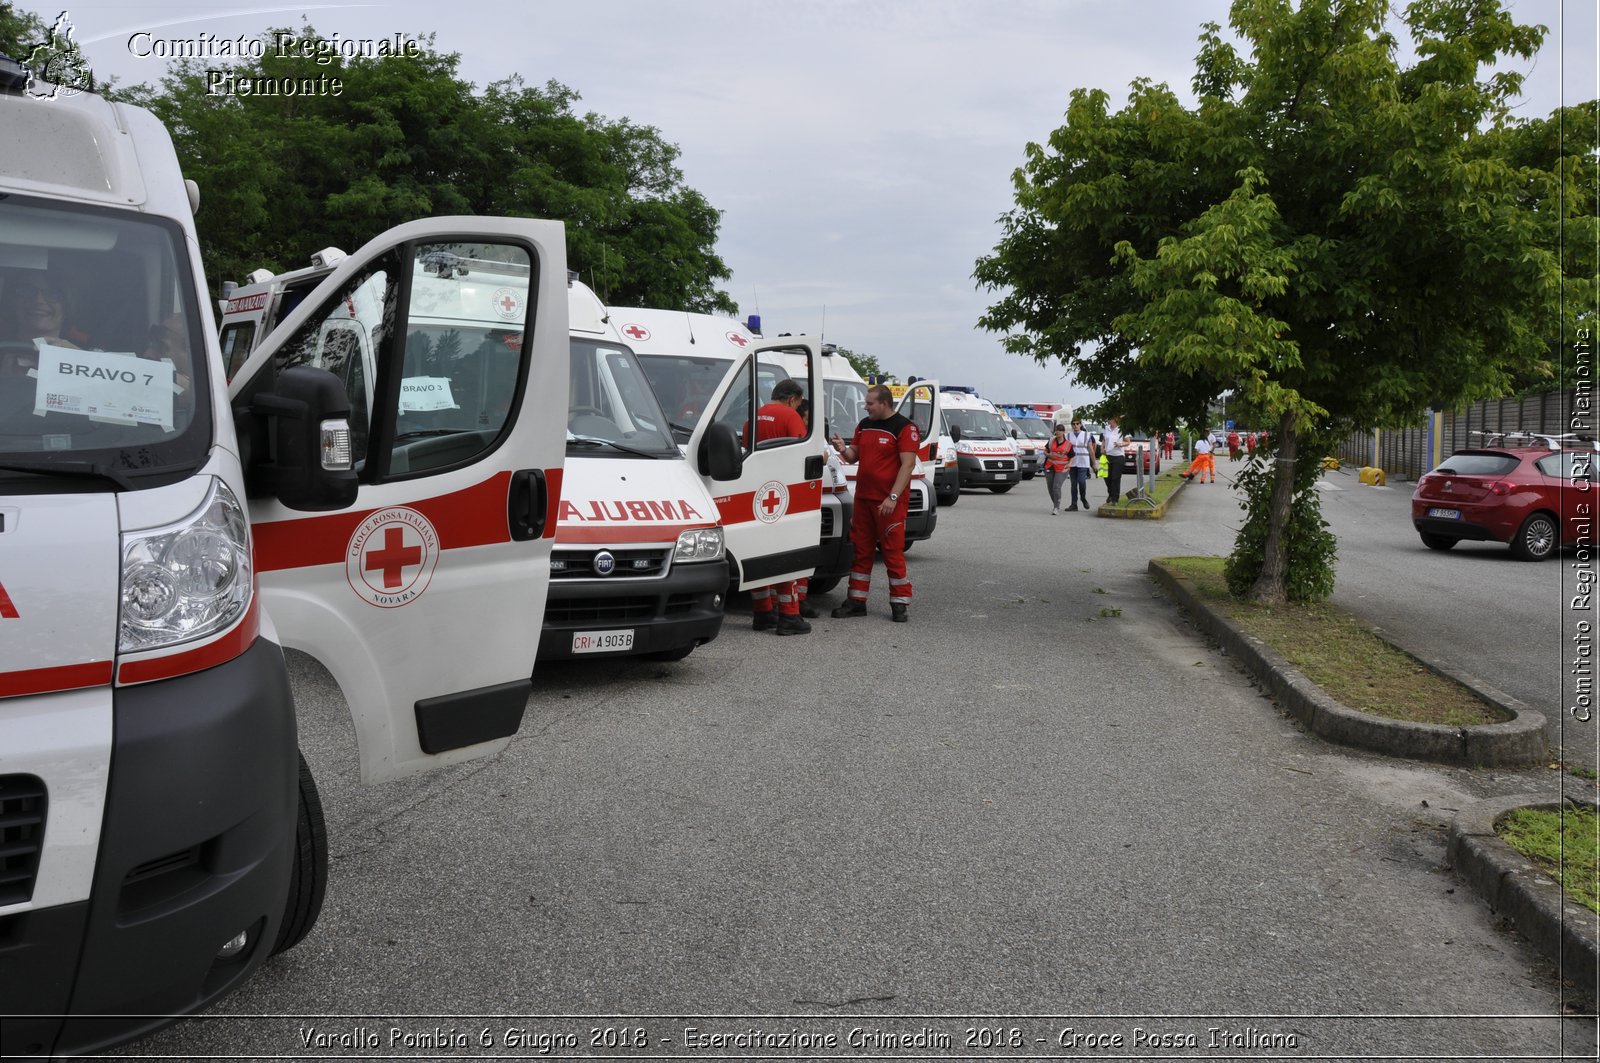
[219,321,256,381]
[389,243,531,475]
[908,384,935,441]
[711,356,754,454]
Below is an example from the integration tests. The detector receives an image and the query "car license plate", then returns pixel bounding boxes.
[1427,507,1461,520]
[995,472,1006,480]
[572,629,634,653]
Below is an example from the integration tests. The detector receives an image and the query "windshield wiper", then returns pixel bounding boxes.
[0,459,135,491]
[567,436,660,459]
[393,428,463,442]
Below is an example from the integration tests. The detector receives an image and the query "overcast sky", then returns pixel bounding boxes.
[45,1,1600,409]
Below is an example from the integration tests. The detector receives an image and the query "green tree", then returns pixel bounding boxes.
[111,23,734,312]
[836,346,896,384]
[976,0,1582,603]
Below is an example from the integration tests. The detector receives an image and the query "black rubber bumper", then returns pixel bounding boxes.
[814,494,853,583]
[0,637,298,1059]
[1413,517,1500,543]
[538,558,726,660]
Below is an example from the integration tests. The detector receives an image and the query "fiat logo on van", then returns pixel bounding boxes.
[592,550,617,576]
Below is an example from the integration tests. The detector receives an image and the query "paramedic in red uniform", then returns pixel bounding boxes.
[829,384,918,623]
[749,379,812,635]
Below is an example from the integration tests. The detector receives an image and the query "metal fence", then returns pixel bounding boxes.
[1333,390,1576,482]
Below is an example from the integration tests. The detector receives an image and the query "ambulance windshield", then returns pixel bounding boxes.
[0,197,210,487]
[635,354,735,442]
[944,408,1007,440]
[825,378,867,436]
[567,338,677,456]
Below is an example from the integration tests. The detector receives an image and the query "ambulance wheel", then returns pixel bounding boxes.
[644,643,695,662]
[807,576,840,596]
[272,751,328,957]
[988,484,1014,494]
[937,488,959,507]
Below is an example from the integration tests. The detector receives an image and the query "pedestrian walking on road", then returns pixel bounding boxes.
[830,384,919,622]
[1100,416,1128,504]
[1227,429,1241,461]
[1065,417,1094,511]
[1181,433,1216,483]
[1041,422,1074,514]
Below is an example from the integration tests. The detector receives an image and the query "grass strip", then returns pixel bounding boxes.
[1101,468,1186,513]
[1160,556,1503,727]
[1497,806,1600,915]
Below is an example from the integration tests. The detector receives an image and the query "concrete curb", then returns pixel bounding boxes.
[1447,794,1600,991]
[1148,559,1548,767]
[1097,474,1188,520]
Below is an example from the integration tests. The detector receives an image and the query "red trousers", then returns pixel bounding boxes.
[847,497,912,605]
[751,581,801,616]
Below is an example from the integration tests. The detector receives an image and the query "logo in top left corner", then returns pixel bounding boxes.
[19,12,96,100]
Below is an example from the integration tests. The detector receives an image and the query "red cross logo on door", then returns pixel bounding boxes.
[346,507,441,608]
[622,323,651,341]
[753,479,788,524]
[365,527,421,589]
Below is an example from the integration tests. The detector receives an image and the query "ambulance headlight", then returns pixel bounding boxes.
[120,479,253,652]
[674,527,724,562]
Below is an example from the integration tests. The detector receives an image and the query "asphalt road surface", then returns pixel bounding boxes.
[116,469,1597,1061]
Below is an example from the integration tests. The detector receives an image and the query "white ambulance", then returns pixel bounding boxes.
[0,70,571,1055]
[605,309,827,593]
[222,263,732,663]
[940,388,1024,493]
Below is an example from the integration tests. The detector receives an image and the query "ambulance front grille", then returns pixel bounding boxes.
[545,595,661,623]
[908,491,926,515]
[0,774,47,905]
[550,546,672,581]
[820,507,836,538]
[982,459,1016,472]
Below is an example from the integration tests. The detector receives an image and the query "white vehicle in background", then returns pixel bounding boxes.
[603,308,826,593]
[1,64,571,1056]
[221,261,731,664]
[939,388,1023,493]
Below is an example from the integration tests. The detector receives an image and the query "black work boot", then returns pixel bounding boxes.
[830,600,867,619]
[890,604,908,623]
[776,613,812,636]
[798,600,820,619]
[752,611,777,631]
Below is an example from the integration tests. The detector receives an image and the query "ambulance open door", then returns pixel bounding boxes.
[687,335,824,589]
[897,379,941,467]
[230,218,569,783]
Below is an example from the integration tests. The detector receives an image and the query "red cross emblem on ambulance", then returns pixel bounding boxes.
[346,507,441,608]
[753,479,788,524]
[726,332,749,348]
[621,323,651,341]
[491,287,523,321]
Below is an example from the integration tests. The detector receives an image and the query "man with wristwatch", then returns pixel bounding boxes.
[829,383,919,622]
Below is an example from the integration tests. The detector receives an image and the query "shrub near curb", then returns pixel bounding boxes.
[1149,557,1548,767]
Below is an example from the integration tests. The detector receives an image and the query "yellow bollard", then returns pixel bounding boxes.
[1358,466,1386,486]
[1321,456,1341,471]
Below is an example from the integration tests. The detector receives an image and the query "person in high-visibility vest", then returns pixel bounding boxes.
[1180,434,1216,483]
[1041,422,1073,514]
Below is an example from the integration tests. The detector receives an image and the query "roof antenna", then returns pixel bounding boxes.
[819,303,826,347]
[685,310,696,345]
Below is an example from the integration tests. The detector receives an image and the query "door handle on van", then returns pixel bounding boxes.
[508,468,546,541]
[804,454,824,480]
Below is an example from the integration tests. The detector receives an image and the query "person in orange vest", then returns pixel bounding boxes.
[1041,421,1074,514]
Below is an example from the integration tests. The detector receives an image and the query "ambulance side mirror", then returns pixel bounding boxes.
[251,365,360,511]
[698,421,743,481]
[949,425,962,443]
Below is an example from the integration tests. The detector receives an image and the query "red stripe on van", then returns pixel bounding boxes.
[556,524,692,545]
[117,600,261,686]
[0,661,115,699]
[253,468,564,573]
[713,481,823,527]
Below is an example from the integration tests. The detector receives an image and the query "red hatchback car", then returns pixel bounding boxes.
[1410,434,1595,561]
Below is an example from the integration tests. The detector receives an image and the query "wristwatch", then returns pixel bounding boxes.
[888,492,899,502]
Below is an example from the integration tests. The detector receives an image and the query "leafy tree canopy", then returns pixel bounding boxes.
[836,346,896,384]
[975,0,1591,601]
[51,19,739,312]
